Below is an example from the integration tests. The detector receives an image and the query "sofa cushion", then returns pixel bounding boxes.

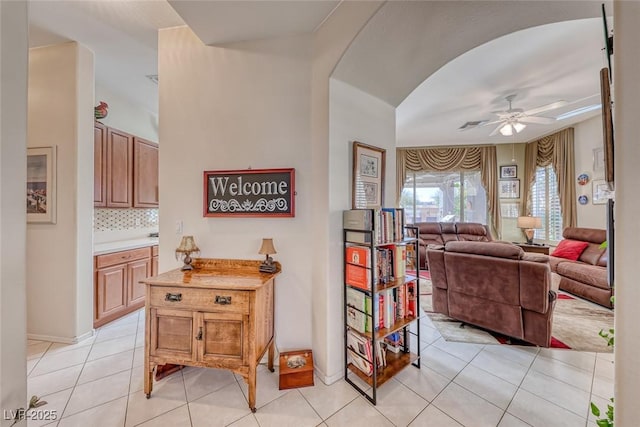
[556,262,609,290]
[456,223,492,241]
[548,255,568,272]
[445,241,523,260]
[578,242,606,265]
[551,239,589,261]
[563,227,606,244]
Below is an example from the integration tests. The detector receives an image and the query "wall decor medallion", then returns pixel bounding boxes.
[203,168,295,217]
[578,195,589,205]
[577,173,590,186]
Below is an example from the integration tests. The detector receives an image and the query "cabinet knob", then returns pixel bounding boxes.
[165,293,182,302]
[195,327,203,341]
[215,295,232,305]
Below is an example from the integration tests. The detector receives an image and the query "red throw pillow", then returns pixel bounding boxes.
[551,239,589,261]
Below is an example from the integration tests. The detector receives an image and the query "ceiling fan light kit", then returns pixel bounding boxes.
[465,94,568,137]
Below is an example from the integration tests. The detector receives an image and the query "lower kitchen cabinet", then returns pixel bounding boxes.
[94,245,158,328]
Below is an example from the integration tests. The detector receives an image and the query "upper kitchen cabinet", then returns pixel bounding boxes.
[94,123,159,208]
[106,127,134,207]
[133,137,159,207]
[94,122,108,207]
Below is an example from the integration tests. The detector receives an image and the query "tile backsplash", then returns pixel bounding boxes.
[94,208,159,231]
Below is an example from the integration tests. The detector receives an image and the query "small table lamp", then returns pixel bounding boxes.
[175,235,200,270]
[259,238,277,273]
[517,216,542,245]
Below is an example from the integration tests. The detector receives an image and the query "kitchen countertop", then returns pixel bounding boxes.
[94,237,159,256]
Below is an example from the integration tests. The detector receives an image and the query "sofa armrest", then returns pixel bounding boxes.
[426,247,448,290]
[519,261,551,314]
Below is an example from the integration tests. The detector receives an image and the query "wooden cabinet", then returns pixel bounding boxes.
[94,122,107,207]
[151,245,159,276]
[143,259,279,413]
[106,127,134,207]
[94,123,159,208]
[133,137,159,207]
[94,246,153,327]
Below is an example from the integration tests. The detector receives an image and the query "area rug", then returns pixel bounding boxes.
[419,279,614,352]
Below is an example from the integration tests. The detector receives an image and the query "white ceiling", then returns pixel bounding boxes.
[27,0,612,145]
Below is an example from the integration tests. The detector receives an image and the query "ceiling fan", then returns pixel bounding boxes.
[466,94,568,137]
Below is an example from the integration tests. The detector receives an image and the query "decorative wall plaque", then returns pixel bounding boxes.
[203,168,295,217]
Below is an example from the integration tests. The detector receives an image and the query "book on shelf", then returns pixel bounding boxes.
[343,209,374,231]
[406,281,416,317]
[345,264,371,291]
[346,330,387,376]
[345,245,371,268]
[345,230,372,245]
[346,306,368,334]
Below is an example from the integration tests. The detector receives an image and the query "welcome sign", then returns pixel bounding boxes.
[203,168,295,217]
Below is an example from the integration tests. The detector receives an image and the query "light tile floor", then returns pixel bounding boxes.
[25,310,613,427]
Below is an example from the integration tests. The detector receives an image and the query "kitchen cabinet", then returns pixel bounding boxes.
[94,246,153,327]
[94,122,107,207]
[106,127,134,208]
[151,245,159,276]
[94,123,159,208]
[133,137,159,207]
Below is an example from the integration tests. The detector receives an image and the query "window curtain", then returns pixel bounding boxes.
[521,128,577,229]
[396,146,500,239]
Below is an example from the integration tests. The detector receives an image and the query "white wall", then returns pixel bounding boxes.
[327,78,395,380]
[496,142,526,241]
[613,1,640,424]
[574,115,607,228]
[158,27,314,351]
[27,42,94,342]
[0,0,28,414]
[95,83,158,143]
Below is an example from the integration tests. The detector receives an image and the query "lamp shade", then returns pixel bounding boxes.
[176,235,200,253]
[517,216,542,229]
[259,238,277,255]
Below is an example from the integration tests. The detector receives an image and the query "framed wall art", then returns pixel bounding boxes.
[500,201,520,218]
[27,146,57,223]
[498,179,520,199]
[593,179,614,205]
[203,168,295,217]
[352,141,386,209]
[500,165,517,179]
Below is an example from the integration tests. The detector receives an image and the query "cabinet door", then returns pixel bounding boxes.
[152,256,159,277]
[150,307,197,362]
[127,258,150,307]
[96,264,127,322]
[106,128,133,207]
[133,137,159,207]
[199,311,248,366]
[94,122,107,207]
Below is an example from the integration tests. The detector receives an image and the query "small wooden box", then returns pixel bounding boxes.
[279,349,314,390]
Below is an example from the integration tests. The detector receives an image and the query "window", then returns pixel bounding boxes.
[530,164,563,242]
[401,171,487,225]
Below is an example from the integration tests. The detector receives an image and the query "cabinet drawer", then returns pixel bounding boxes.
[149,286,250,314]
[96,247,151,269]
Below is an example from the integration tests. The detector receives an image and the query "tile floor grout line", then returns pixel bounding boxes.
[124,310,143,427]
[180,367,195,427]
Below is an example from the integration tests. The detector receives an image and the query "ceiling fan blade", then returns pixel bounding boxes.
[480,119,504,127]
[489,123,504,136]
[523,100,568,116]
[519,116,556,125]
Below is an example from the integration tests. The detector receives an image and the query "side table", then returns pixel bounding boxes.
[513,242,550,255]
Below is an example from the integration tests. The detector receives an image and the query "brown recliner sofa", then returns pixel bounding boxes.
[427,241,557,347]
[412,222,493,270]
[550,227,612,308]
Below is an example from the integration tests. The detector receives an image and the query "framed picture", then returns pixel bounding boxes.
[352,141,385,209]
[600,67,615,189]
[593,147,605,174]
[593,179,614,205]
[500,201,520,218]
[203,168,295,217]
[499,179,520,199]
[500,165,517,179]
[27,146,57,224]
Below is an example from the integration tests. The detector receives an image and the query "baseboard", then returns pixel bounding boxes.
[28,329,95,344]
[315,365,343,385]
